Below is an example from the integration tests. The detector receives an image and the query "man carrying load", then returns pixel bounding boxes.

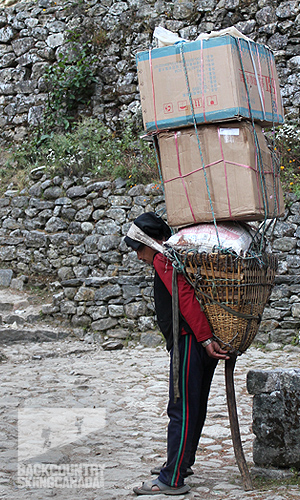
[124,211,229,496]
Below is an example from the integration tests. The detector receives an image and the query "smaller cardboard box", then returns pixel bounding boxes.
[136,35,284,132]
[158,122,285,227]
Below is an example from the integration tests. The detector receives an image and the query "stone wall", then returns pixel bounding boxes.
[0,170,165,342]
[247,368,300,468]
[0,169,299,346]
[259,193,300,347]
[0,0,300,143]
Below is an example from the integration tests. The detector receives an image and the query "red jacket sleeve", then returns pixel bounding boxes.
[153,253,212,343]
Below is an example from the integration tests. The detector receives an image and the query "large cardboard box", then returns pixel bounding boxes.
[158,122,285,227]
[136,35,284,132]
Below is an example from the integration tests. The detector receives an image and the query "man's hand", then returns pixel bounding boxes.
[205,340,230,360]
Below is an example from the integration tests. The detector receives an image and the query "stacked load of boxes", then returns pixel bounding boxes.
[136,29,285,228]
[136,32,286,480]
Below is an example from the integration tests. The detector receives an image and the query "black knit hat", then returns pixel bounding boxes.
[124,212,171,250]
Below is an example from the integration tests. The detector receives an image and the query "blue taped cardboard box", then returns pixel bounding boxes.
[136,35,284,132]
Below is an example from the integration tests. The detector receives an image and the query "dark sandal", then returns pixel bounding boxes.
[133,477,191,496]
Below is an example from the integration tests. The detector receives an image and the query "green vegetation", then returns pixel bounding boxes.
[1,26,158,189]
[274,119,300,197]
[43,41,97,132]
[252,469,300,490]
[43,28,98,132]
[1,26,298,195]
[4,117,157,186]
[0,154,29,196]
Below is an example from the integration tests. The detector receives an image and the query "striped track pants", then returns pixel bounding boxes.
[159,333,218,487]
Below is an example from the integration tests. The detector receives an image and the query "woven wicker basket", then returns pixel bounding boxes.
[176,251,277,354]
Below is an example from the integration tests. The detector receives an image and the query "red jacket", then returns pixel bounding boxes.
[153,253,212,344]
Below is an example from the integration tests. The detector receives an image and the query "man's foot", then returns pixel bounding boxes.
[133,477,191,495]
[150,462,194,478]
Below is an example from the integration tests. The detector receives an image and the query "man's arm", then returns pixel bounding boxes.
[154,253,211,341]
[154,253,230,360]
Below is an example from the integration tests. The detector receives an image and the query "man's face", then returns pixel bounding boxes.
[136,245,156,265]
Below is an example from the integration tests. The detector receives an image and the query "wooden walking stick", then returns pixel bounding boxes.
[225,355,253,491]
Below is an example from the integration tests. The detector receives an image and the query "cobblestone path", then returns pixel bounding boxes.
[0,339,299,500]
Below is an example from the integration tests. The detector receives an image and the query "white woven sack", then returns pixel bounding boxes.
[165,222,254,254]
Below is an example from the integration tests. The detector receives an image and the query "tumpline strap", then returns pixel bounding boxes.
[172,267,181,403]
